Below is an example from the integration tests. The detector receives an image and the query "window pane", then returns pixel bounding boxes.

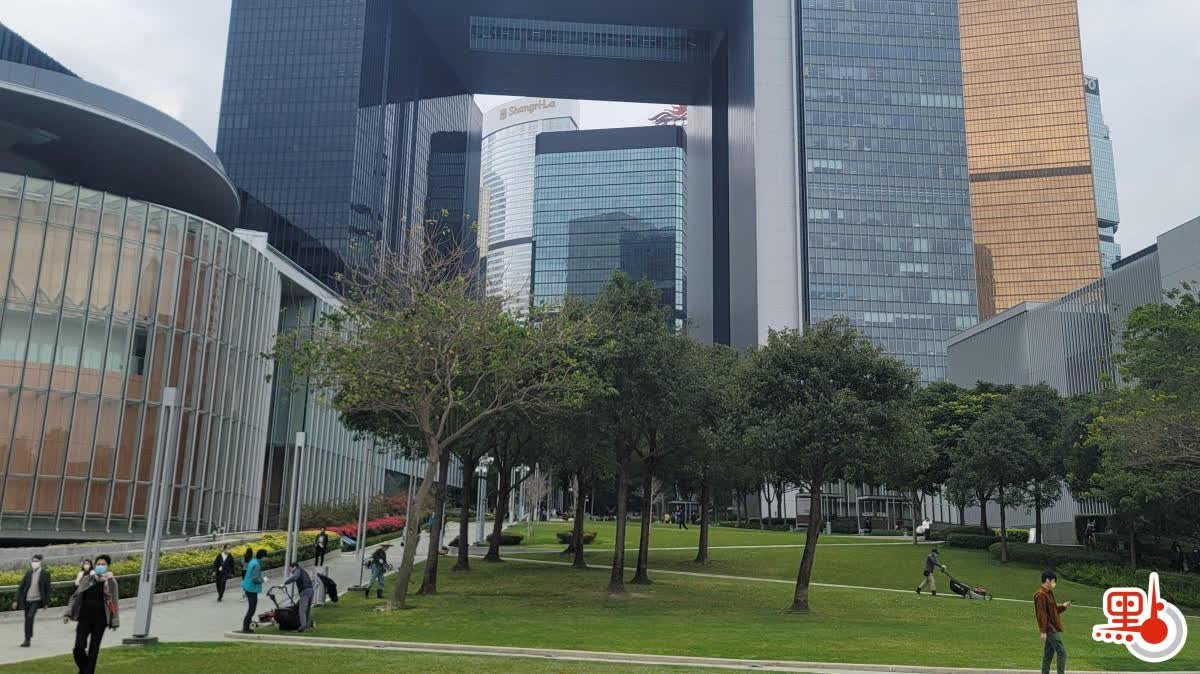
[36,225,71,308]
[19,178,51,223]
[0,217,15,293]
[65,395,97,478]
[77,316,109,395]
[145,207,166,249]
[49,183,78,226]
[89,237,120,313]
[113,241,141,318]
[99,194,125,237]
[0,174,22,218]
[123,201,147,242]
[0,307,30,386]
[8,219,46,304]
[37,391,73,477]
[92,397,121,479]
[75,189,101,231]
[62,229,96,311]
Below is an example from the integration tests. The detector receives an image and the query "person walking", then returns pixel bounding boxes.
[1083,519,1096,549]
[66,553,119,674]
[365,543,390,599]
[73,559,93,588]
[13,553,52,648]
[238,548,253,603]
[284,562,315,632]
[314,527,330,567]
[1034,570,1071,674]
[916,547,945,596]
[676,508,688,530]
[212,544,236,602]
[240,549,267,633]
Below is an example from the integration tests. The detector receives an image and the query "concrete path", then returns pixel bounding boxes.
[0,527,440,666]
[224,632,1191,674]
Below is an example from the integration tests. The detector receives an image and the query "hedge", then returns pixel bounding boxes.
[830,517,859,534]
[445,532,524,547]
[927,526,991,541]
[948,533,1000,549]
[1057,562,1200,609]
[555,531,597,545]
[0,539,326,613]
[327,515,405,541]
[988,542,1119,566]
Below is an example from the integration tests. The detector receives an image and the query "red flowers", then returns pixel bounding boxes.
[327,515,405,540]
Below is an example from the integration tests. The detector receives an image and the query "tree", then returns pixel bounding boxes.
[272,238,588,609]
[938,385,1008,528]
[958,403,1037,562]
[871,408,935,545]
[741,319,916,613]
[1008,385,1066,544]
[481,412,542,563]
[589,274,674,595]
[450,427,492,572]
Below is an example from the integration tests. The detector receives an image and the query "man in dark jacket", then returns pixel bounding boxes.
[284,562,315,632]
[314,528,330,567]
[916,547,945,596]
[212,544,236,602]
[1034,570,1070,674]
[365,544,390,599]
[12,553,52,647]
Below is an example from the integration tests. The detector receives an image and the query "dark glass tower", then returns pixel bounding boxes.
[532,126,686,324]
[801,0,979,383]
[0,21,75,76]
[216,0,481,285]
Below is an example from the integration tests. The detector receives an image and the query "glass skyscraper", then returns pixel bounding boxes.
[0,21,74,76]
[481,99,580,315]
[216,0,481,286]
[1085,75,1122,272]
[532,126,686,324]
[800,0,978,383]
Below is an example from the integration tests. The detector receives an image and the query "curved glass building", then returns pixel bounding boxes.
[481,98,579,314]
[0,60,444,540]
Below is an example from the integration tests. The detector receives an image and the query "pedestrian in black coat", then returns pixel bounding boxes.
[212,544,237,602]
[13,553,52,648]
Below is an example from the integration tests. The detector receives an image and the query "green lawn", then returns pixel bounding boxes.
[278,556,1200,670]
[503,520,895,549]
[0,643,710,673]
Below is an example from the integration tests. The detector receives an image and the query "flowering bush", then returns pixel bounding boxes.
[327,515,405,541]
[296,492,410,529]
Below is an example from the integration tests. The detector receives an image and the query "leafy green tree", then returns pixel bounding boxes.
[958,403,1037,562]
[940,385,1008,528]
[741,319,916,613]
[1008,385,1066,544]
[272,241,589,609]
[871,407,935,545]
[589,273,674,595]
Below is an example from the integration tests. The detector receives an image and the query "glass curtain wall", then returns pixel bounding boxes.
[0,172,279,536]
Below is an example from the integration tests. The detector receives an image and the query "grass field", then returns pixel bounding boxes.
[502,520,895,549]
[276,551,1200,670]
[0,643,712,673]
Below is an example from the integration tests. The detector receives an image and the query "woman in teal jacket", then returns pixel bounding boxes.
[240,549,266,633]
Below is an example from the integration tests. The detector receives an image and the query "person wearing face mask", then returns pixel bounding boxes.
[66,553,119,674]
[212,544,236,602]
[13,553,52,648]
[74,559,94,587]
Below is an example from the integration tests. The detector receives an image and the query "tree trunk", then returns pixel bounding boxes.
[911,491,920,545]
[1128,521,1138,569]
[978,493,989,530]
[790,481,824,613]
[389,448,442,610]
[608,442,630,595]
[998,485,1009,563]
[761,484,772,529]
[632,462,655,585]
[776,482,785,521]
[1034,487,1044,546]
[570,471,588,569]
[695,474,712,563]
[484,465,512,563]
[454,455,478,572]
[419,453,451,594]
[957,504,965,526]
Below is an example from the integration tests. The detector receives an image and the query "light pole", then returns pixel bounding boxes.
[125,387,180,645]
[475,456,492,544]
[353,440,373,590]
[284,432,306,569]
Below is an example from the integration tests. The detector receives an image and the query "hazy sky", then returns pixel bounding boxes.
[3,1,1198,253]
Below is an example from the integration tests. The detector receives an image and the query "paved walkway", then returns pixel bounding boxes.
[0,527,442,666]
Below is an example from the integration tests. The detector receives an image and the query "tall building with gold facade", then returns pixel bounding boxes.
[960,0,1102,318]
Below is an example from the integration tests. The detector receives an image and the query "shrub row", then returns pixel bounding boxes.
[445,532,524,547]
[327,515,405,541]
[0,537,327,612]
[555,531,597,545]
[988,542,1119,566]
[931,527,1028,544]
[947,533,1000,549]
[1057,562,1200,609]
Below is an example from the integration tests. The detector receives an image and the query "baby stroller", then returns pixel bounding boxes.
[259,585,303,631]
[940,567,992,600]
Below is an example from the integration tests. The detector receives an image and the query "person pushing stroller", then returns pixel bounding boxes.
[917,547,946,596]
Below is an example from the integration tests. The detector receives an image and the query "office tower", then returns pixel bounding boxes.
[481,98,580,314]
[532,126,687,324]
[801,1,978,383]
[960,0,1102,319]
[216,1,481,286]
[1084,75,1122,272]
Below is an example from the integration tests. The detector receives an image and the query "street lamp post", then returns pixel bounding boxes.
[475,456,492,544]
[352,439,373,590]
[284,432,306,569]
[124,387,180,645]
